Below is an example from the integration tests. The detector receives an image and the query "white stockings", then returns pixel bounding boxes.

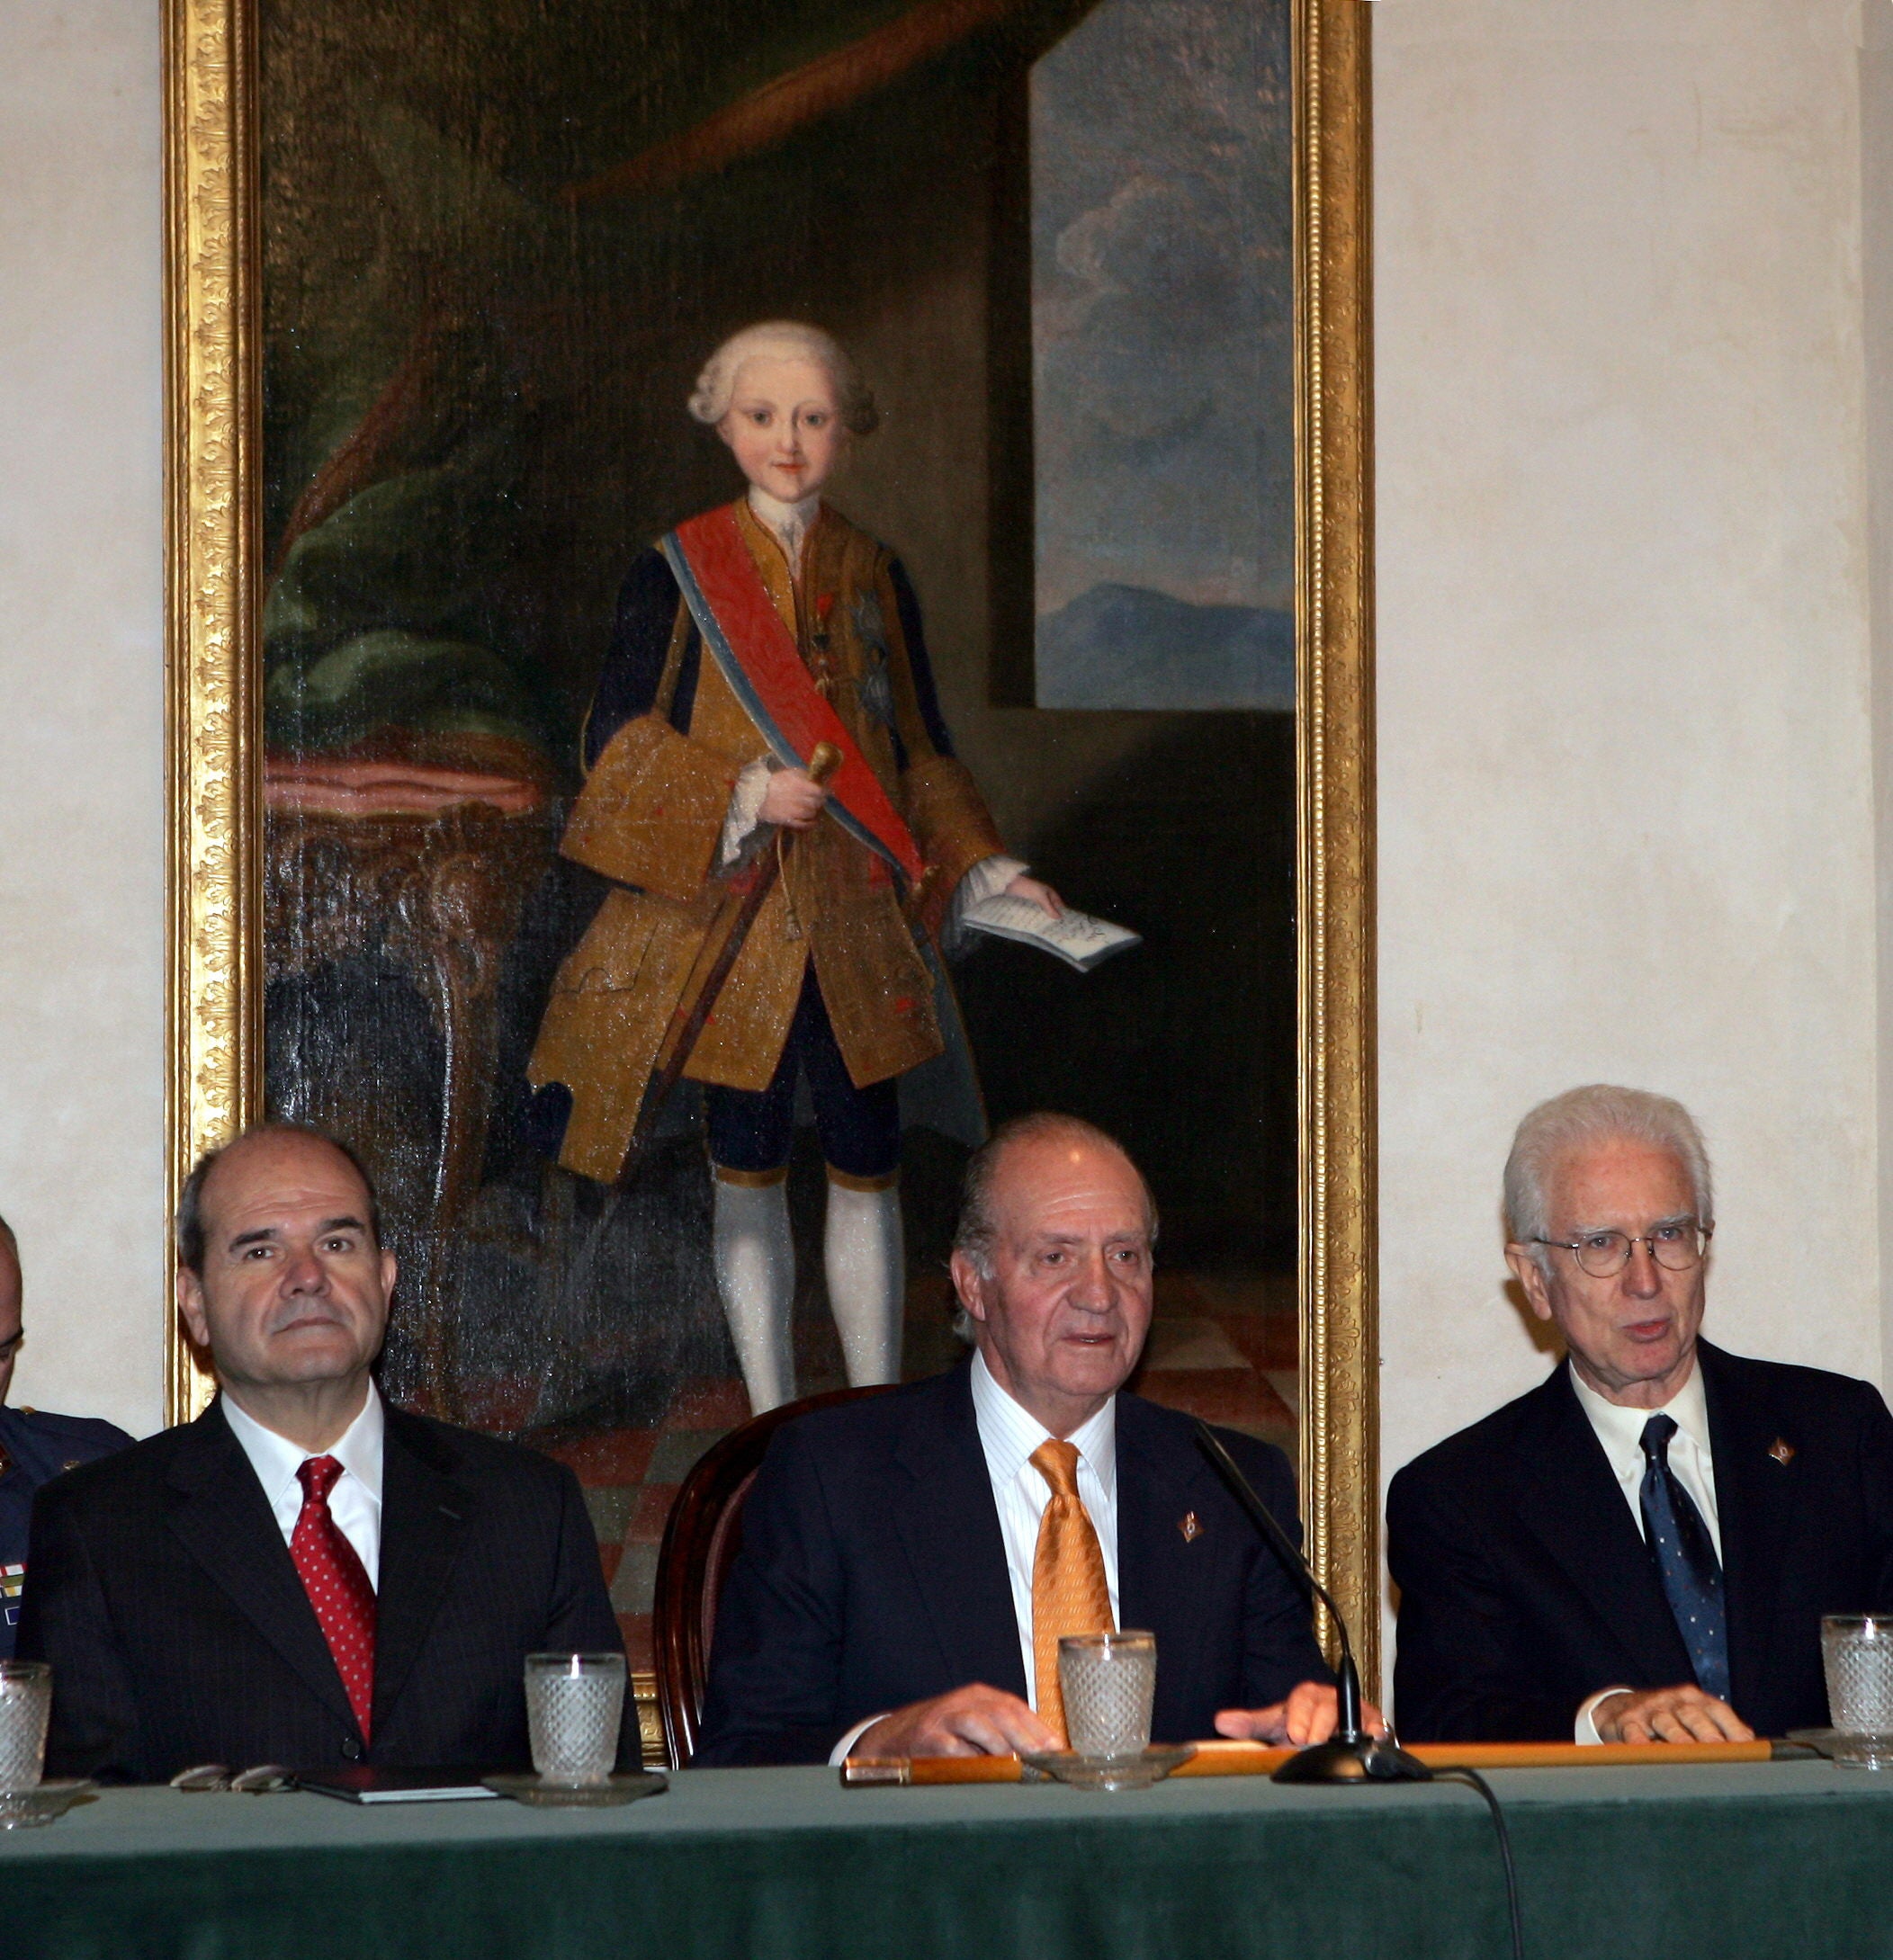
[823,1180,905,1388]
[712,1172,905,1413]
[712,1176,796,1414]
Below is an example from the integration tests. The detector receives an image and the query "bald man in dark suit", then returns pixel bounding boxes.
[19,1126,624,1782]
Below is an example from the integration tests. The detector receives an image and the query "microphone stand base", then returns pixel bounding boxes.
[1271,1739,1434,1785]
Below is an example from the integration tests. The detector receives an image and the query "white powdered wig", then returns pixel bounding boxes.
[687,320,879,436]
[1503,1084,1714,1264]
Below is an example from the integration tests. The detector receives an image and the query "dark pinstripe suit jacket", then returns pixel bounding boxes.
[16,1398,624,1784]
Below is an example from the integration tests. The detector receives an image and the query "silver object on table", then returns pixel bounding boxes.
[229,1765,295,1793]
[170,1762,295,1793]
[172,1764,233,1792]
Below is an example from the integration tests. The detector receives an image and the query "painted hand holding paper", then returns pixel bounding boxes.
[961,896,1142,974]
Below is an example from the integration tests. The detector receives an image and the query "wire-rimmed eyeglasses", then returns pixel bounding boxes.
[1531,1220,1713,1279]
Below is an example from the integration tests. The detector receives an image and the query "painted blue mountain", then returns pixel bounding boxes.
[1036,583,1295,711]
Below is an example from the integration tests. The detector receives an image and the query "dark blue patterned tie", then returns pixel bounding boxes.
[1638,1413,1729,1702]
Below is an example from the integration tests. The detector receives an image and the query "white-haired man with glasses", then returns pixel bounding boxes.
[1388,1084,1893,1743]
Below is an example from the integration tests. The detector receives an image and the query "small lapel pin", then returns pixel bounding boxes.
[1767,1436,1796,1465]
[1178,1511,1201,1543]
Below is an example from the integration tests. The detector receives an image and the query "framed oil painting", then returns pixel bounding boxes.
[166,0,1375,1700]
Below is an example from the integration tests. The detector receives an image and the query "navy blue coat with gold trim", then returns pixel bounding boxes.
[0,1404,132,1658]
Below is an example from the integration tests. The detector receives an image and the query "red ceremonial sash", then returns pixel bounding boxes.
[662,506,926,883]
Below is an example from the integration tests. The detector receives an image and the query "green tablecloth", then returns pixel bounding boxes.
[4,1761,1890,1959]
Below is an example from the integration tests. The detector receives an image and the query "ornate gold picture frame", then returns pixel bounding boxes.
[165,0,1376,1683]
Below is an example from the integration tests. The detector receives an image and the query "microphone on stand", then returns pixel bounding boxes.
[1193,1420,1431,1784]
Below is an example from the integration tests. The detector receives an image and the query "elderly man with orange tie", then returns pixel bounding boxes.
[695,1113,1374,1765]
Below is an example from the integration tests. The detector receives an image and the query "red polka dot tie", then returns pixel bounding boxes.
[292,1455,377,1742]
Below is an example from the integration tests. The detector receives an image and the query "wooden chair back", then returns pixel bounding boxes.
[650,1384,893,1768]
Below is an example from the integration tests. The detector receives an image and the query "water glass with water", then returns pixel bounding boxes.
[525,1653,625,1785]
[1058,1630,1157,1760]
[0,1662,51,1796]
[1822,1615,1893,1768]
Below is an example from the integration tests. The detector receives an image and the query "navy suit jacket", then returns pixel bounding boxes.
[695,1363,1330,1765]
[1387,1341,1893,1741]
[16,1398,625,1783]
[0,1405,133,1657]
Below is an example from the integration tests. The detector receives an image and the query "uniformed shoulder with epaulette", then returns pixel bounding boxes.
[0,1404,135,1485]
[0,1407,136,1658]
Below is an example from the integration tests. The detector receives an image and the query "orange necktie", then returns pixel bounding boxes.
[1029,1438,1115,1745]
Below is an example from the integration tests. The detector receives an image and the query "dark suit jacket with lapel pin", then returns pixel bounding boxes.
[1386,1340,1893,1742]
[692,1362,1330,1766]
[16,1398,624,1783]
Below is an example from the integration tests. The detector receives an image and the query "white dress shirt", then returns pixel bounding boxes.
[1569,1359,1720,1741]
[969,1347,1122,1693]
[221,1383,385,1589]
[830,1352,1121,1762]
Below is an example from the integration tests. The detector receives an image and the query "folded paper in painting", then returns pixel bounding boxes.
[960,895,1142,973]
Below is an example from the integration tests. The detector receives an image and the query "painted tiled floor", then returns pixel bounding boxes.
[528,1268,1296,1670]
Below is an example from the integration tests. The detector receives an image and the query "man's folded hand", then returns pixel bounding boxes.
[1211,1679,1388,1747]
[1592,1683,1754,1743]
[854,1684,1059,1759]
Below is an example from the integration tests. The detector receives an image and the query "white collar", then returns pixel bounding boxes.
[747,486,822,550]
[1569,1353,1711,1469]
[969,1348,1117,1504]
[220,1381,386,1510]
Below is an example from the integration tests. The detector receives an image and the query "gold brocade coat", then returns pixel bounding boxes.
[529,501,1004,1185]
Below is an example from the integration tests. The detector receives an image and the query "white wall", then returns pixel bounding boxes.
[1,1,1888,1503]
[1376,0,1880,1633]
[0,0,166,1436]
[1865,1,1893,1381]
